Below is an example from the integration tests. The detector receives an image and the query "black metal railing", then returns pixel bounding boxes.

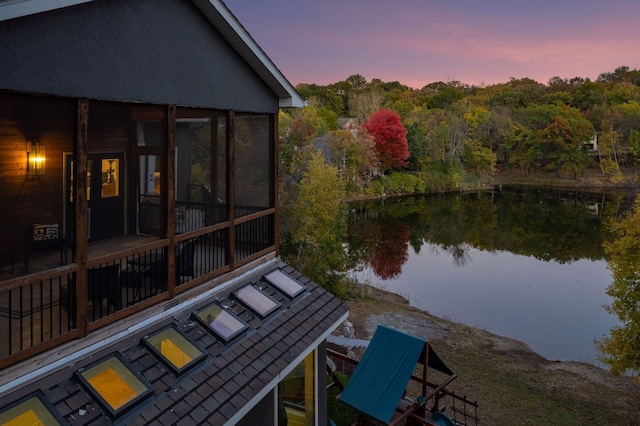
[235,213,274,262]
[1,207,275,367]
[0,266,77,358]
[176,229,228,286]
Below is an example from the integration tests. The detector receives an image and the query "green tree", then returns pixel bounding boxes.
[279,152,347,295]
[405,120,428,171]
[598,196,640,381]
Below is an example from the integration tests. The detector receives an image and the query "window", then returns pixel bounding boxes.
[234,114,272,217]
[141,325,206,375]
[0,392,65,426]
[278,351,316,425]
[101,158,119,198]
[234,284,280,318]
[264,269,306,299]
[75,353,153,418]
[191,303,248,343]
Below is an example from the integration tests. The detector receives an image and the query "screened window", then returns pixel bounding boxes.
[175,109,228,233]
[234,114,272,217]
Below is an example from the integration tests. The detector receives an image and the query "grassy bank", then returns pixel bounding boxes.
[338,286,640,425]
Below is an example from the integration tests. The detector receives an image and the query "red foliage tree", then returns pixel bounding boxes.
[362,109,409,172]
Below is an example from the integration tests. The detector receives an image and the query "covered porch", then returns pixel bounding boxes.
[0,93,278,369]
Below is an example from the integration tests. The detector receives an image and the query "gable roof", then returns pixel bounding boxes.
[0,261,349,424]
[0,0,305,108]
[338,325,454,424]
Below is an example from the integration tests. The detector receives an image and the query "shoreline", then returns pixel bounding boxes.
[336,285,640,425]
[343,168,640,203]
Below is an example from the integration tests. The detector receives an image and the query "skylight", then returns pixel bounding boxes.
[192,303,248,343]
[0,392,64,426]
[263,269,306,299]
[75,353,153,418]
[141,325,206,375]
[234,284,280,318]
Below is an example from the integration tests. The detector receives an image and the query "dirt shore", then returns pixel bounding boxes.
[337,286,640,425]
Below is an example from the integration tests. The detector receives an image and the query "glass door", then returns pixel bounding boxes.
[65,153,125,243]
[89,154,125,242]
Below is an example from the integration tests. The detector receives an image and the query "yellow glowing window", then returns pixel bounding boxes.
[264,269,306,299]
[142,325,206,375]
[75,353,152,418]
[234,284,280,318]
[192,303,248,343]
[0,392,64,426]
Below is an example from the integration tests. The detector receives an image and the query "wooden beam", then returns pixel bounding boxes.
[228,110,235,269]
[273,113,280,257]
[75,99,89,336]
[166,105,177,298]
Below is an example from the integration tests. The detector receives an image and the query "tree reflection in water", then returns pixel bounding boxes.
[345,187,636,366]
[598,195,640,381]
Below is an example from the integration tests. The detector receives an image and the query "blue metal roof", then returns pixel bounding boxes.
[338,325,426,424]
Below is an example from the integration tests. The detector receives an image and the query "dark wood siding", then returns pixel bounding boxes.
[87,102,130,154]
[0,93,75,258]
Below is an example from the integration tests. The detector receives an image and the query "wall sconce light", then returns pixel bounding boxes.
[27,142,46,176]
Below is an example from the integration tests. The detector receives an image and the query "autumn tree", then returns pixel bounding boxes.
[598,195,640,381]
[362,109,409,172]
[325,127,379,192]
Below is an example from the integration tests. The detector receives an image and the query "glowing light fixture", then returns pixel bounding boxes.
[27,142,46,175]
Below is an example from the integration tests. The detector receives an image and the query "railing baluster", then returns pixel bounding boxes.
[19,286,23,351]
[8,288,13,355]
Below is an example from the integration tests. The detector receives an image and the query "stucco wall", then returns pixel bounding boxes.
[0,0,279,113]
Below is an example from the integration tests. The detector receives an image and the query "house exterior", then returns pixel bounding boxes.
[0,1,348,424]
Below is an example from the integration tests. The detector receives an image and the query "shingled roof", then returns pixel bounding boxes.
[0,261,348,425]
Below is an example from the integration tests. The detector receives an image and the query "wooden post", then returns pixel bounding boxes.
[272,113,279,256]
[166,105,176,298]
[75,99,89,336]
[228,110,235,269]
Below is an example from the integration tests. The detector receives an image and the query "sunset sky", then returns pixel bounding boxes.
[226,0,640,89]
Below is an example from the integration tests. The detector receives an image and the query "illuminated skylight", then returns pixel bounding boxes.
[142,325,206,375]
[234,284,280,318]
[192,303,248,343]
[0,392,64,426]
[75,353,153,418]
[263,269,306,299]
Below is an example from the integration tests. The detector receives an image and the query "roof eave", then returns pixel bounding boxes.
[190,0,306,108]
[0,0,306,108]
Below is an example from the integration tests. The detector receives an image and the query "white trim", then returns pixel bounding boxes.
[224,309,349,425]
[0,0,92,21]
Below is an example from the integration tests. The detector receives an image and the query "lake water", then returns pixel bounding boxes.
[345,187,636,366]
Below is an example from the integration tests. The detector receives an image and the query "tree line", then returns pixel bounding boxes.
[279,65,640,200]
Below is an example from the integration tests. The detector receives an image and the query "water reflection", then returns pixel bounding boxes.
[346,187,635,365]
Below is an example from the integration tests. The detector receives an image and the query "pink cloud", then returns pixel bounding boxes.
[229,0,640,88]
